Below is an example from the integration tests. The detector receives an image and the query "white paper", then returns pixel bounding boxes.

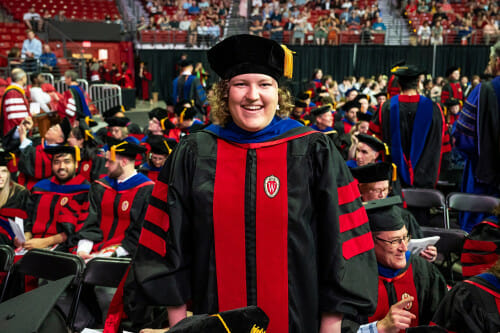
[407,236,440,255]
[9,218,25,242]
[30,102,40,115]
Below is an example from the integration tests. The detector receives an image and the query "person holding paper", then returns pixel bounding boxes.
[351,198,448,332]
[0,151,30,248]
[21,144,90,251]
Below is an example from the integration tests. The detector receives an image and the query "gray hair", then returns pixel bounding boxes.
[11,68,26,83]
[64,70,78,81]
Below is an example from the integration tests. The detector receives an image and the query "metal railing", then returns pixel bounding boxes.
[55,78,89,94]
[89,84,122,117]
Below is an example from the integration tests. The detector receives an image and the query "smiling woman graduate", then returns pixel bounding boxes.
[106,34,378,333]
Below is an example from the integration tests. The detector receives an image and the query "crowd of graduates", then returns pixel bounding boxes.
[0,35,499,332]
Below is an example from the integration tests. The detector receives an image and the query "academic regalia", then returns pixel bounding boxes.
[118,116,378,333]
[0,84,29,136]
[441,81,463,105]
[27,174,90,250]
[139,136,176,183]
[370,94,447,188]
[431,273,500,332]
[140,69,152,101]
[56,85,93,124]
[78,154,107,182]
[77,173,154,254]
[452,76,500,232]
[0,185,30,246]
[461,216,500,278]
[172,73,207,109]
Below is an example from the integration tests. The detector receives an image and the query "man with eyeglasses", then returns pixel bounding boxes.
[353,198,448,332]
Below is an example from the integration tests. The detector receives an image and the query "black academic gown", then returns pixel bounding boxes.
[123,125,378,333]
[431,273,500,332]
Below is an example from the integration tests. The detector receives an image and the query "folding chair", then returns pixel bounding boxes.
[446,192,500,214]
[402,188,449,228]
[69,257,131,330]
[421,226,468,284]
[0,245,14,302]
[2,249,85,327]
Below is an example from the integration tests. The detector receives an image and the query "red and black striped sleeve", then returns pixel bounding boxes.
[18,144,52,180]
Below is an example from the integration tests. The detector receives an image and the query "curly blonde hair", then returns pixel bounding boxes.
[208,79,294,127]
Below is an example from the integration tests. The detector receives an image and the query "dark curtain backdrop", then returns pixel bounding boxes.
[139,45,489,101]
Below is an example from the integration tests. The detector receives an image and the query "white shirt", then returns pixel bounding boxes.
[29,87,51,113]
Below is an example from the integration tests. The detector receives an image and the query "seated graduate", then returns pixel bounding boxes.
[460,203,500,279]
[75,138,154,258]
[16,116,73,190]
[139,135,177,183]
[350,162,439,262]
[174,102,205,140]
[289,99,311,126]
[0,151,30,247]
[431,258,500,332]
[310,104,334,132]
[354,198,448,332]
[20,144,90,251]
[335,99,359,134]
[144,107,175,141]
[346,133,385,168]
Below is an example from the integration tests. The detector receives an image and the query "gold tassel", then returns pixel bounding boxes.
[281,44,295,79]
[110,142,127,161]
[160,118,168,131]
[9,152,16,167]
[390,66,407,73]
[164,141,172,155]
[250,325,266,333]
[84,130,94,141]
[85,116,91,126]
[443,106,447,117]
[121,105,125,113]
[179,107,187,124]
[383,142,390,156]
[392,163,398,182]
[74,145,81,163]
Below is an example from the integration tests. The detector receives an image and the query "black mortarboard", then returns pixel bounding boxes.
[82,116,98,128]
[207,34,294,81]
[357,111,372,122]
[77,120,98,144]
[0,275,73,333]
[109,137,147,160]
[356,133,385,152]
[146,135,177,155]
[297,91,312,100]
[148,107,168,120]
[106,117,130,128]
[0,150,16,167]
[59,117,72,142]
[445,97,461,107]
[350,162,391,183]
[355,94,370,103]
[44,144,81,162]
[295,99,307,108]
[390,59,406,72]
[365,196,405,232]
[169,306,269,333]
[345,87,358,98]
[311,104,333,117]
[178,59,193,68]
[343,100,361,112]
[445,66,460,78]
[374,90,387,99]
[175,106,197,122]
[391,65,422,78]
[102,105,124,118]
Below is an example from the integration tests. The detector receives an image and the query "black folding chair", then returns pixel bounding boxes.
[402,188,449,228]
[69,257,131,330]
[2,249,85,327]
[421,226,468,284]
[447,192,500,229]
[0,245,14,302]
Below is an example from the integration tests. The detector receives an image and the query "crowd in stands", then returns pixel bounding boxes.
[408,0,500,45]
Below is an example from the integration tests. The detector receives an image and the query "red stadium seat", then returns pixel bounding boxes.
[140,30,156,43]
[173,30,187,43]
[157,30,173,43]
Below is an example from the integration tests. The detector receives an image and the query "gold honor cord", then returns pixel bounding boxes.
[212,314,231,333]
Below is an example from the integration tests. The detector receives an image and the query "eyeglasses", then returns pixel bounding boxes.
[375,234,411,248]
[368,187,390,195]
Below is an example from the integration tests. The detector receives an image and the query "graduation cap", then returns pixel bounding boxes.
[311,104,333,117]
[0,276,73,333]
[148,107,168,121]
[77,119,97,144]
[374,90,387,99]
[357,111,372,122]
[343,100,361,112]
[169,306,269,333]
[356,133,385,152]
[390,59,406,72]
[355,94,371,104]
[109,137,147,160]
[345,87,358,98]
[175,106,197,122]
[391,65,422,78]
[44,144,81,162]
[0,150,16,167]
[106,117,130,128]
[350,162,392,183]
[146,135,176,155]
[60,117,72,142]
[294,99,308,108]
[365,196,405,232]
[445,66,460,78]
[207,34,294,81]
[178,59,193,68]
[82,116,98,128]
[102,105,125,118]
[297,91,312,100]
[445,97,461,108]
